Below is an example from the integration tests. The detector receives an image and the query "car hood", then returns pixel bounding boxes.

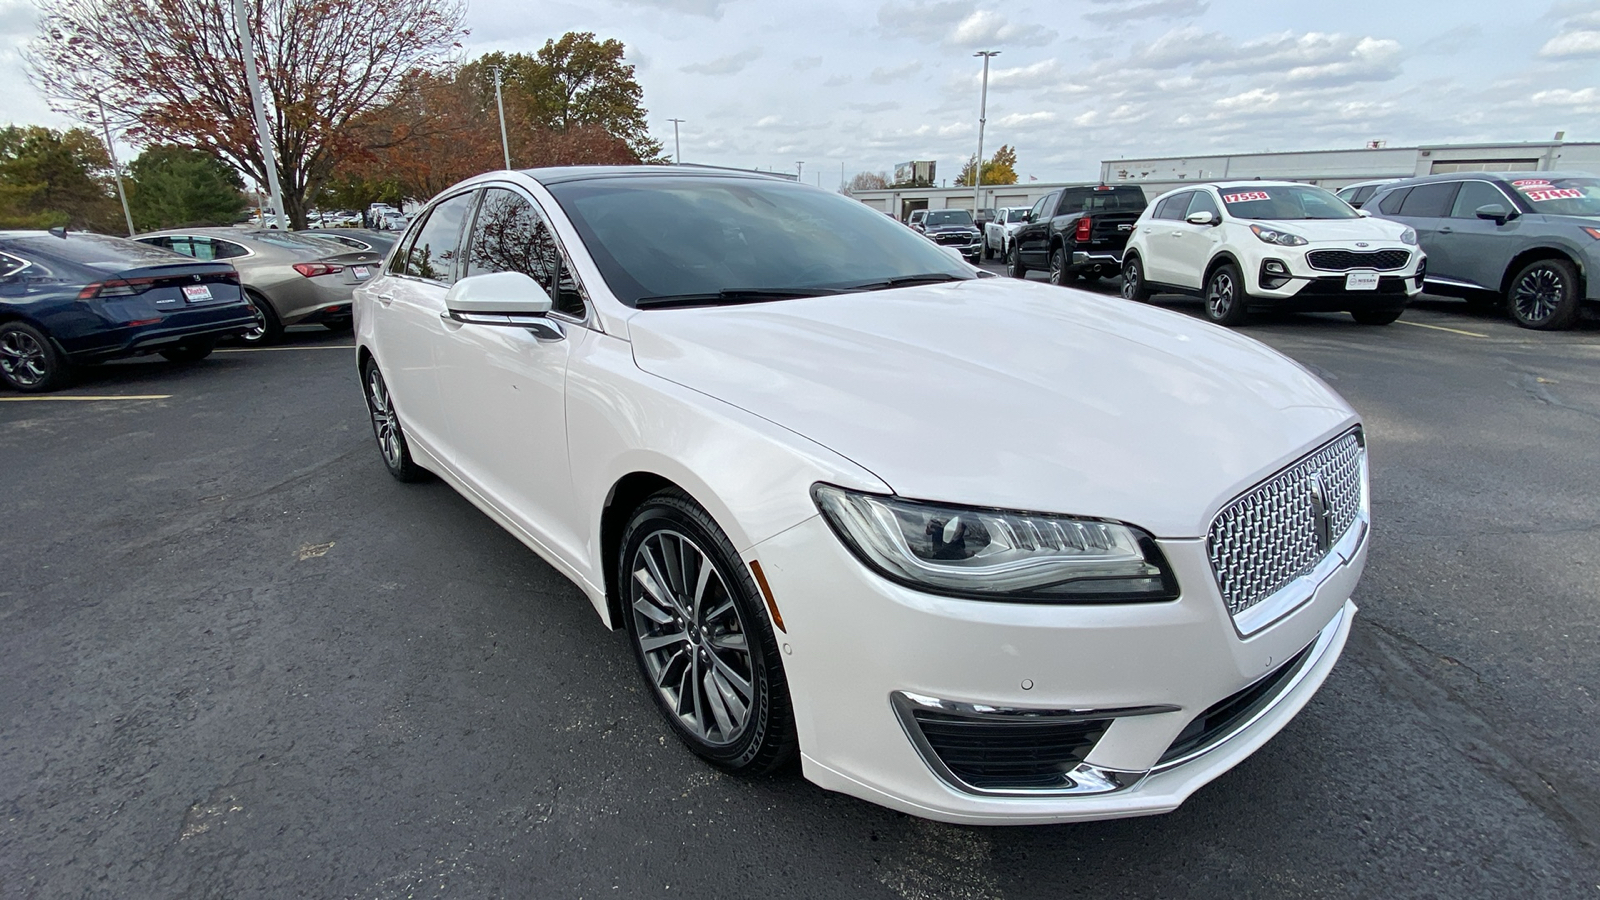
[1251,217,1412,243]
[627,279,1356,537]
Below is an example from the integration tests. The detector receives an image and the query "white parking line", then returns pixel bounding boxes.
[1396,320,1488,338]
[215,345,356,353]
[0,394,172,402]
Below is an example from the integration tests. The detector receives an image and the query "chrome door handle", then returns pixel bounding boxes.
[1437,227,1454,234]
[374,293,395,305]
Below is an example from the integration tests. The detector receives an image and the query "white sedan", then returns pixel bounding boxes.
[1121,181,1425,326]
[355,167,1367,825]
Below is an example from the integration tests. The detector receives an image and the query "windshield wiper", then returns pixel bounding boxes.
[634,287,842,309]
[844,273,969,292]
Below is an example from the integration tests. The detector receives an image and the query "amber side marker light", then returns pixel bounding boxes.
[748,560,786,633]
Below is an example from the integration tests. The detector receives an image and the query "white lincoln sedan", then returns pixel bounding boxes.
[354,166,1368,825]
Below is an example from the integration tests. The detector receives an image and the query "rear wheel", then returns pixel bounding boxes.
[160,339,216,363]
[1048,246,1071,286]
[239,290,283,345]
[0,321,72,393]
[1350,308,1403,326]
[1006,244,1026,279]
[1120,256,1151,302]
[361,358,428,482]
[620,488,796,773]
[1507,258,1581,330]
[1204,262,1250,326]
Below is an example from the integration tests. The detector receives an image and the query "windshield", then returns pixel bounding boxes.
[1005,208,1030,223]
[1219,185,1356,220]
[546,176,974,306]
[924,210,974,227]
[1507,177,1600,216]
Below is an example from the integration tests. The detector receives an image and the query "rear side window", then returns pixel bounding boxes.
[1352,185,1378,207]
[464,187,587,317]
[403,192,476,283]
[1397,183,1460,218]
[0,252,30,278]
[1376,188,1410,215]
[1153,193,1193,220]
[1058,186,1146,212]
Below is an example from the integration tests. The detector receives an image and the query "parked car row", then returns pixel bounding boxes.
[0,226,395,391]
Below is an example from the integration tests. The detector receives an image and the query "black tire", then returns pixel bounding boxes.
[981,239,993,261]
[239,290,284,345]
[1048,246,1071,286]
[1006,244,1027,279]
[619,488,796,774]
[360,358,429,482]
[1350,308,1403,326]
[0,320,73,393]
[1203,262,1250,326]
[1507,258,1581,330]
[1120,256,1151,302]
[159,339,216,363]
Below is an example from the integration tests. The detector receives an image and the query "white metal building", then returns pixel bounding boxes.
[851,140,1600,221]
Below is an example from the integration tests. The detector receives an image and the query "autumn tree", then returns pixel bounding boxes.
[28,0,467,229]
[844,171,890,194]
[127,145,247,230]
[956,145,1020,186]
[0,125,120,230]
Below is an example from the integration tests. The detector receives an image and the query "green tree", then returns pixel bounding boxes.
[0,125,120,230]
[127,145,247,230]
[467,34,666,163]
[956,145,1020,187]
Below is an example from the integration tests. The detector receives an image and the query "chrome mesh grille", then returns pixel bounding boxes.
[1206,432,1364,617]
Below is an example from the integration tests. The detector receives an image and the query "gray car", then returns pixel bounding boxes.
[134,228,384,343]
[1368,172,1600,329]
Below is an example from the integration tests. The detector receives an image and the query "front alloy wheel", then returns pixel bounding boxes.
[621,489,795,772]
[361,359,427,481]
[1204,263,1249,326]
[1507,259,1580,330]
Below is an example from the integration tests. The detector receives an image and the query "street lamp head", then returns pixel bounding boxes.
[974,50,1000,58]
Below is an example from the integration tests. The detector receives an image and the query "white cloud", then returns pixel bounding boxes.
[983,58,1063,90]
[792,56,824,70]
[1530,86,1600,111]
[869,60,923,83]
[1540,29,1600,57]
[613,0,730,18]
[876,0,973,42]
[680,49,762,75]
[995,110,1058,129]
[1084,0,1207,25]
[946,10,1055,47]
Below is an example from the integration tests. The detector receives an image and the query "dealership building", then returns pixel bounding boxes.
[851,140,1600,221]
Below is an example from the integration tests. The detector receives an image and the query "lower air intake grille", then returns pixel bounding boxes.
[907,710,1110,790]
[1156,638,1316,766]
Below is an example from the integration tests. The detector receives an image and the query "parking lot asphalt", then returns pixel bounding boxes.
[3,280,1599,898]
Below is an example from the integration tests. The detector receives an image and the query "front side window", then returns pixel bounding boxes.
[1219,185,1358,220]
[1027,195,1050,221]
[1450,181,1513,218]
[403,191,475,283]
[545,176,974,307]
[1006,208,1030,223]
[465,187,586,317]
[1186,191,1221,219]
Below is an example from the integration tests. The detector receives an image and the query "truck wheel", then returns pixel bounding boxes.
[1006,245,1026,279]
[1049,247,1071,286]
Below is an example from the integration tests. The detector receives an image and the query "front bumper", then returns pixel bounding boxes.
[747,514,1364,825]
[1245,246,1424,309]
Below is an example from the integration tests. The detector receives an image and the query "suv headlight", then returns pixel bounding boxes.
[812,484,1178,602]
[1400,227,1418,245]
[1249,224,1308,246]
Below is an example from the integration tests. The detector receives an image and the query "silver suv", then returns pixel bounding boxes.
[1368,172,1600,329]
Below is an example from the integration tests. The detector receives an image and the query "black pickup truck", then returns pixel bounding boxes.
[1006,184,1148,284]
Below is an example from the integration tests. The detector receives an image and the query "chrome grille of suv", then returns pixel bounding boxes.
[1206,431,1364,617]
[1306,249,1410,271]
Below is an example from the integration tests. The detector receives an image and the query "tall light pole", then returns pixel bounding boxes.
[667,118,685,164]
[796,161,804,182]
[973,50,999,219]
[95,94,135,237]
[234,0,286,229]
[492,66,511,170]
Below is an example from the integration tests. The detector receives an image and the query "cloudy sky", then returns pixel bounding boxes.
[3,0,1599,185]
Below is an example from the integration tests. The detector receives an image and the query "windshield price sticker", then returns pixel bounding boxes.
[1222,191,1271,203]
[1523,188,1584,202]
[1511,179,1552,188]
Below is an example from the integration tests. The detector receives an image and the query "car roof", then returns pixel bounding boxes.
[520,164,792,186]
[1374,171,1597,191]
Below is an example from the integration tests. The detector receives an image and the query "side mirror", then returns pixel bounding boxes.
[1476,204,1511,225]
[1356,209,1372,217]
[1185,211,1216,226]
[443,271,562,338]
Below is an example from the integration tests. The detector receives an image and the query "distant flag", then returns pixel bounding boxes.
[1028,175,1037,182]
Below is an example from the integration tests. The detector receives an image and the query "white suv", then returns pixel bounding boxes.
[1121,182,1425,326]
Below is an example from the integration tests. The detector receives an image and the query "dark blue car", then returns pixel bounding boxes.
[0,231,256,392]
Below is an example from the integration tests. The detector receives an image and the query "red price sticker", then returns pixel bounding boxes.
[1222,191,1271,203]
[1511,179,1552,188]
[1524,188,1583,202]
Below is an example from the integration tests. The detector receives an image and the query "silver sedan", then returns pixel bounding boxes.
[134,228,385,343]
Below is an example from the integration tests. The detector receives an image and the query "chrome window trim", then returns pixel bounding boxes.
[0,251,34,279]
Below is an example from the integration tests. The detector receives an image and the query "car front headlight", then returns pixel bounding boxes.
[1400,227,1418,245]
[1249,224,1308,247]
[812,484,1178,602]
